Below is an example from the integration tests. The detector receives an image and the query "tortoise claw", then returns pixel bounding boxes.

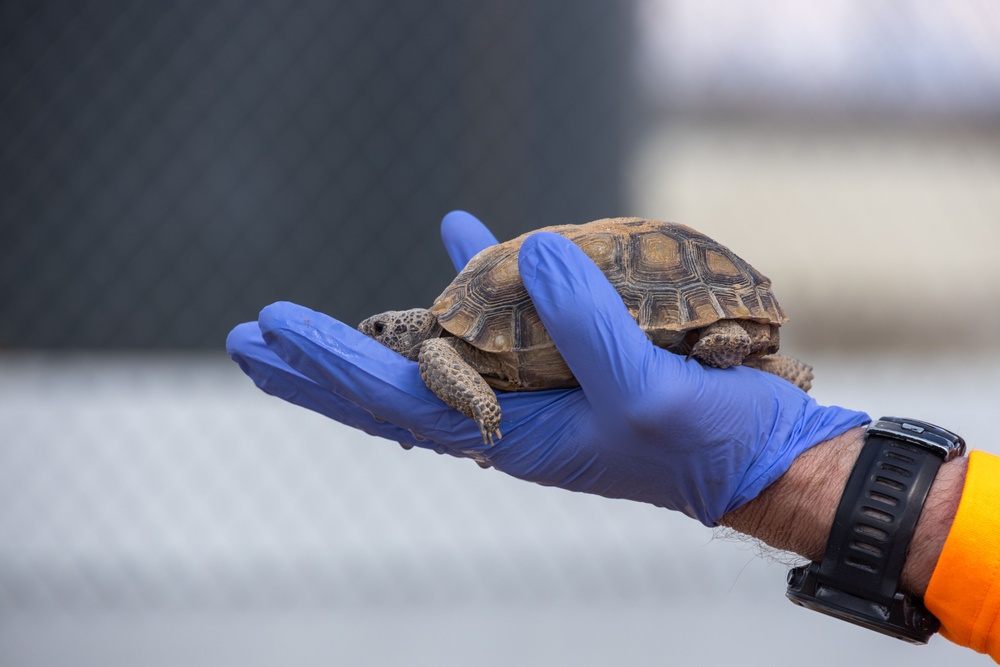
[478,422,501,446]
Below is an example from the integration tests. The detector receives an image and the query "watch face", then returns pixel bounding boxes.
[786,564,939,645]
[867,417,966,461]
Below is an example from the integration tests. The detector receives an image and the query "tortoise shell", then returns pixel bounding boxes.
[429,217,787,390]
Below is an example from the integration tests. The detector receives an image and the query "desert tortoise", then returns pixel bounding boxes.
[359,218,812,445]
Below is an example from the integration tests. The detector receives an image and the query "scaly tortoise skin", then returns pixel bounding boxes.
[359,218,813,445]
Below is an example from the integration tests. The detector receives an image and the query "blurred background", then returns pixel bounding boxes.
[2,1,999,665]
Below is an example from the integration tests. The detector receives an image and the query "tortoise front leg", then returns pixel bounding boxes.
[743,354,814,392]
[689,320,753,368]
[417,337,502,445]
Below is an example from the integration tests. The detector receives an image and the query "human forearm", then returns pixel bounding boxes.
[719,425,968,596]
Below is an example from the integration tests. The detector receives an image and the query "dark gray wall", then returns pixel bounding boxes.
[1,0,633,348]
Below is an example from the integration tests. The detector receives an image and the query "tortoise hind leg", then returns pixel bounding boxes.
[417,337,502,445]
[743,354,813,392]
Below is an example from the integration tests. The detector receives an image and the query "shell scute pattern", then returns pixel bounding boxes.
[430,218,786,357]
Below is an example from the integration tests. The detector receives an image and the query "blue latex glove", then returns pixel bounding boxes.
[227,211,869,525]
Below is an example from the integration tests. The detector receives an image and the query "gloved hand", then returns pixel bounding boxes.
[227,211,869,526]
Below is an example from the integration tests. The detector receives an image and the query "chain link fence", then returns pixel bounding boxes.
[1,0,631,348]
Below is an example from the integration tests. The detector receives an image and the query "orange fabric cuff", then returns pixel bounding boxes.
[926,450,1000,662]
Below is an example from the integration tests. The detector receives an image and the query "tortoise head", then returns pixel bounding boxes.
[358,308,443,361]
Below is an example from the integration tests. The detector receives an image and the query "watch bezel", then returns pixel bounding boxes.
[867,416,966,461]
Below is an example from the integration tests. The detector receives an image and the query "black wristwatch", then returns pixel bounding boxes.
[785,416,966,644]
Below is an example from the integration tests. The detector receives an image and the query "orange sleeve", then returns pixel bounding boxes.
[925,450,1000,662]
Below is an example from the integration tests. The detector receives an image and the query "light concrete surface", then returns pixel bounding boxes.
[0,602,979,667]
[0,353,996,666]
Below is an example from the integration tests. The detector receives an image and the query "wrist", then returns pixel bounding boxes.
[719,427,864,561]
[901,449,966,595]
[719,425,967,596]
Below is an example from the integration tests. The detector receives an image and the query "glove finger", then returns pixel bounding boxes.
[517,232,691,414]
[227,322,427,448]
[441,210,499,271]
[257,302,478,443]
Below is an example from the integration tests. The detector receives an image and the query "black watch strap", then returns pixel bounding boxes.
[820,430,942,602]
[786,417,965,644]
